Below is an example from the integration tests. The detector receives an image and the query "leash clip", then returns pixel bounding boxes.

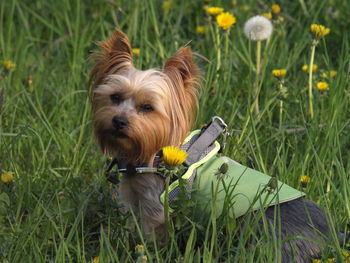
[221,129,230,152]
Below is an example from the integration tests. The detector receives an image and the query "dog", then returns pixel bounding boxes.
[89,30,341,262]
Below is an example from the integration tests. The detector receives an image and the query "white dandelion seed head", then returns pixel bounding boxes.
[244,15,273,41]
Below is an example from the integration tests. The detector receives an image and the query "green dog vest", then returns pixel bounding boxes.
[160,130,305,218]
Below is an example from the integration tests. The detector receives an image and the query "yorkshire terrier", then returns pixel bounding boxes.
[89,30,342,262]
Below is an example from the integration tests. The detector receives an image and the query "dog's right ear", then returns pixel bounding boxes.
[90,30,133,89]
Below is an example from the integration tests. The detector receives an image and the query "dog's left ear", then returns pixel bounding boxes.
[163,47,200,91]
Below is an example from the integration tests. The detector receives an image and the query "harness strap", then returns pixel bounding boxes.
[184,116,227,166]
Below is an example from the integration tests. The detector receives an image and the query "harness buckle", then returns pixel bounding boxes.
[212,116,230,153]
[211,116,227,131]
[118,167,160,175]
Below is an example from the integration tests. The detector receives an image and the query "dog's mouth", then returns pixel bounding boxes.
[110,129,129,139]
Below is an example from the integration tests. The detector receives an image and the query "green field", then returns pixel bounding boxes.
[1,0,349,262]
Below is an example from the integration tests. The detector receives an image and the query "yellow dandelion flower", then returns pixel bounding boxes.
[196,26,208,34]
[262,12,272,19]
[271,4,281,15]
[310,24,330,38]
[302,64,317,72]
[300,176,311,184]
[162,1,172,13]
[216,12,236,30]
[330,70,337,77]
[162,146,187,167]
[135,244,145,254]
[322,71,337,79]
[2,60,16,71]
[327,258,336,262]
[205,6,224,16]
[312,260,321,263]
[1,171,14,183]
[92,256,99,263]
[316,81,329,91]
[272,69,287,78]
[132,48,141,56]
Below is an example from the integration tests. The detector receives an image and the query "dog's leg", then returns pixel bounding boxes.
[119,174,165,238]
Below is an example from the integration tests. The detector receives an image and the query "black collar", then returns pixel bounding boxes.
[105,154,164,184]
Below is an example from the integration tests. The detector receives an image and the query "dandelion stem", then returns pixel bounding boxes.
[216,27,221,72]
[256,40,261,80]
[164,175,171,231]
[278,81,284,129]
[308,43,316,119]
[254,40,262,114]
[224,30,229,59]
[279,100,283,129]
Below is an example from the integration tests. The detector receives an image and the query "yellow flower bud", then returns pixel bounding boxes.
[2,60,16,71]
[1,171,14,183]
[310,24,330,38]
[271,4,281,15]
[300,176,311,184]
[132,48,141,56]
[262,12,272,19]
[196,26,208,34]
[272,69,287,78]
[302,64,317,72]
[205,6,224,15]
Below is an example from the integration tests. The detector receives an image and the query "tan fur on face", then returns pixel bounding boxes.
[93,69,172,163]
[90,30,200,164]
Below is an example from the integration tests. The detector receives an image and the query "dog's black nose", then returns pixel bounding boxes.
[112,116,129,130]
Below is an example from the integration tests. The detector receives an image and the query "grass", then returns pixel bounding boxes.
[1,0,350,262]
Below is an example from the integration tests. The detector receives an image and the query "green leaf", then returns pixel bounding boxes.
[0,192,10,206]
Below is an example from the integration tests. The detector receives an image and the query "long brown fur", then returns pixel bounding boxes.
[90,29,200,234]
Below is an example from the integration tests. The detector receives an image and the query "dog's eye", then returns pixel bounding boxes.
[110,94,123,104]
[139,104,154,112]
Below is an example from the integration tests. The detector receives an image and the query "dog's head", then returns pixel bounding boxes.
[90,30,200,164]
